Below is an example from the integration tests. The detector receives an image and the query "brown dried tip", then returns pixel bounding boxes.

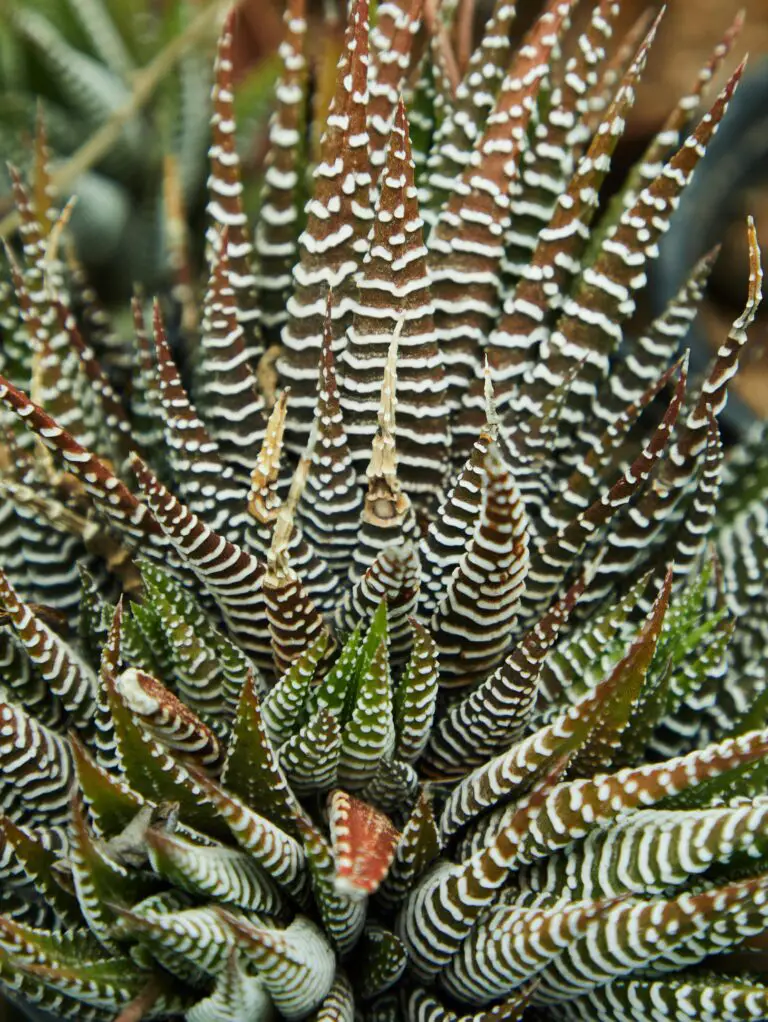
[483,356,500,430]
[745,215,763,315]
[267,422,317,580]
[116,666,224,771]
[44,195,77,270]
[366,320,403,486]
[723,8,746,52]
[364,321,412,526]
[249,389,289,525]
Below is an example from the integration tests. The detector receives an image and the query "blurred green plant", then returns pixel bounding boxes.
[0,0,277,301]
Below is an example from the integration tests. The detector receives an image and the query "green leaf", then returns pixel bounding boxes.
[116,902,236,983]
[102,665,229,840]
[68,796,160,951]
[297,815,366,956]
[393,621,439,764]
[354,925,407,999]
[568,568,672,774]
[377,791,440,911]
[308,627,362,721]
[220,913,336,1020]
[338,639,395,790]
[0,817,83,927]
[185,949,271,1022]
[146,828,283,914]
[223,669,304,836]
[279,708,343,796]
[190,770,309,903]
[77,565,112,670]
[141,560,257,726]
[262,632,329,747]
[565,974,768,1022]
[71,733,145,838]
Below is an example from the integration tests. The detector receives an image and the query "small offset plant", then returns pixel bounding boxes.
[0,1,767,1021]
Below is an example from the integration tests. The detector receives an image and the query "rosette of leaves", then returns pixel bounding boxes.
[1,1,768,1022]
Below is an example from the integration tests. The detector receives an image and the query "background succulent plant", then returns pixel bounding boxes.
[0,1,767,1021]
[0,0,279,304]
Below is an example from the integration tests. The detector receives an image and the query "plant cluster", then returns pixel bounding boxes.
[0,1,767,1021]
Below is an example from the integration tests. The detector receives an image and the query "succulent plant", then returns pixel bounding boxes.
[0,1,767,1021]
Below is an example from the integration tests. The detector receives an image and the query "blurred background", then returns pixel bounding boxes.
[0,0,765,1016]
[0,0,765,424]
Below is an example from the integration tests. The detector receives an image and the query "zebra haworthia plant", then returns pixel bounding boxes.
[0,0,767,1020]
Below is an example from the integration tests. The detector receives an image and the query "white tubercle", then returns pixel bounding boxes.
[116,668,160,716]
